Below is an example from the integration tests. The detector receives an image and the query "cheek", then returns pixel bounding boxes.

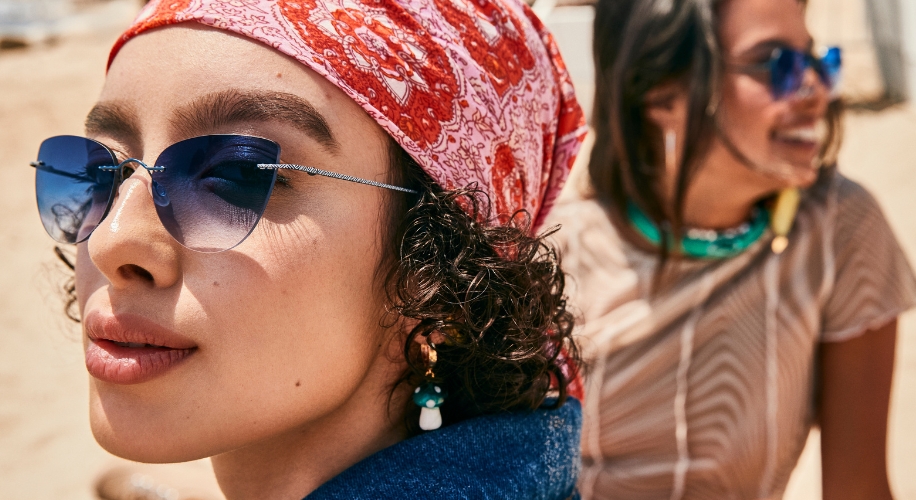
[722,77,781,141]
[202,211,388,435]
[200,213,388,366]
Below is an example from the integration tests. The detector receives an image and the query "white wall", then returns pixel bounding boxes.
[902,0,916,101]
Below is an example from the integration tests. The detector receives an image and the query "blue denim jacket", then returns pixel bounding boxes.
[305,398,582,499]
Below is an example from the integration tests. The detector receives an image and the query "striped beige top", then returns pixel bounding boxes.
[548,171,916,500]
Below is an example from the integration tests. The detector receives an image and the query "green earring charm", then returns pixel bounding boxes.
[414,342,446,431]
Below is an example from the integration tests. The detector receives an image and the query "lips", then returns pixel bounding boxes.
[84,311,197,385]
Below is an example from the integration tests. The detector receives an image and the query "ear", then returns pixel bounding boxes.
[644,80,689,132]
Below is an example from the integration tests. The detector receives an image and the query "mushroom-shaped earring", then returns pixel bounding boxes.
[413,342,446,431]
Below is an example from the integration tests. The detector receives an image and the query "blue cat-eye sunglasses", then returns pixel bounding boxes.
[731,46,841,100]
[31,134,417,252]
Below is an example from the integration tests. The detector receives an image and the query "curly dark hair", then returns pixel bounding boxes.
[55,140,580,431]
[384,143,579,430]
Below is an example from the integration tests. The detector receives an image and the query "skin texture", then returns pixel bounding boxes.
[76,25,412,500]
[645,0,896,497]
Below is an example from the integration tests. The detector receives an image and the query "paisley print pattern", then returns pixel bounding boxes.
[278,0,458,149]
[110,0,586,228]
[433,0,535,97]
[491,143,524,223]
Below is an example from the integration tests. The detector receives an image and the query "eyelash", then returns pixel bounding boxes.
[274,157,293,188]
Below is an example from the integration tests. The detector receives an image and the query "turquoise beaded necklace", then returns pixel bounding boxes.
[626,201,769,259]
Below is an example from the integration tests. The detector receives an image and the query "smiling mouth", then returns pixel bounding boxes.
[772,123,824,148]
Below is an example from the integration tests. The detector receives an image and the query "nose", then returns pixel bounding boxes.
[87,168,182,290]
[793,66,831,102]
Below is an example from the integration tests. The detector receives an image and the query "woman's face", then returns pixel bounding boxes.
[76,25,405,462]
[707,0,831,191]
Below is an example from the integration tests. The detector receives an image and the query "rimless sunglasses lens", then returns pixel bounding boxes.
[150,135,281,252]
[33,135,117,244]
[771,49,806,99]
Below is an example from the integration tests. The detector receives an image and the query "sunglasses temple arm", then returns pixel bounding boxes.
[29,162,96,182]
[258,164,418,194]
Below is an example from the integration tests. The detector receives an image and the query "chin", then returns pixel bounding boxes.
[786,162,821,189]
[795,172,820,189]
[758,156,820,190]
[90,412,212,464]
[88,384,216,464]
[91,421,205,464]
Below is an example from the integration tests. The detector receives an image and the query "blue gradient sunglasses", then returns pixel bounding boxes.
[31,134,416,252]
[731,46,841,100]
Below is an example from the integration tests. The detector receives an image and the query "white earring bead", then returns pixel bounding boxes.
[419,407,442,431]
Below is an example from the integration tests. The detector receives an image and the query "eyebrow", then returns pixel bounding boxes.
[85,90,339,154]
[170,90,339,153]
[739,37,815,58]
[85,101,142,147]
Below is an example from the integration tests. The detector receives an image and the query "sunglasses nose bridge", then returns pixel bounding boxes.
[790,66,830,101]
[111,159,168,203]
[116,158,166,178]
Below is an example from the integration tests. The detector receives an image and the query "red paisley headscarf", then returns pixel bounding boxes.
[110,0,586,229]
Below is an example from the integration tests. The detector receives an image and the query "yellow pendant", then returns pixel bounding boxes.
[770,188,800,254]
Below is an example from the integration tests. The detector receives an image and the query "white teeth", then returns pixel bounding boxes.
[776,127,818,142]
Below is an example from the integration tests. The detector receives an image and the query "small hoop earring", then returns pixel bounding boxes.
[665,130,677,172]
[413,341,446,431]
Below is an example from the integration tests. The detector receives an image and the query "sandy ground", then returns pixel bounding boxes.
[0,3,914,500]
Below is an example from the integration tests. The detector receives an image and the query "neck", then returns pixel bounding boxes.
[667,145,781,229]
[211,356,411,500]
[680,182,759,229]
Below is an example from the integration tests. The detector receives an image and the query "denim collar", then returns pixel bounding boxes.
[305,399,582,499]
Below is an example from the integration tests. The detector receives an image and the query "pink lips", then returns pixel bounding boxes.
[84,311,197,385]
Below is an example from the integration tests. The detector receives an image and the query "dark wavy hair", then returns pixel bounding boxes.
[590,0,843,260]
[55,139,580,432]
[384,142,578,431]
